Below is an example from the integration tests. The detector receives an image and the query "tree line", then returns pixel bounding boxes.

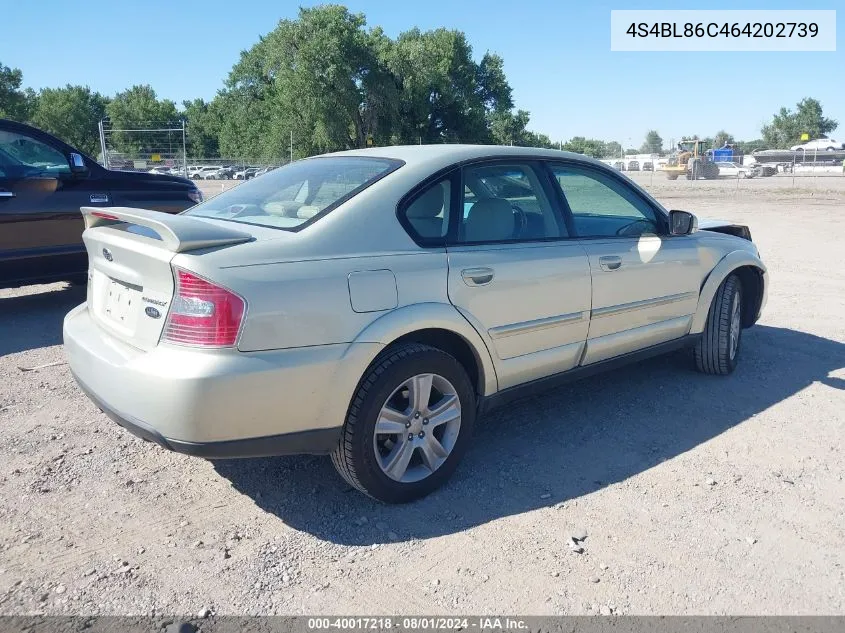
[0,5,838,162]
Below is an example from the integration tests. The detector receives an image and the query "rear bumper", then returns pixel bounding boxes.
[63,303,381,456]
[72,371,340,457]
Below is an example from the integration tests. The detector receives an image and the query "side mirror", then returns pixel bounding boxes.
[669,210,698,236]
[69,153,89,177]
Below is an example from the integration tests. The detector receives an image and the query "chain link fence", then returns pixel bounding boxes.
[97,120,188,174]
[97,120,290,179]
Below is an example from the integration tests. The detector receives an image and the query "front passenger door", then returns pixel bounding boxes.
[548,163,702,365]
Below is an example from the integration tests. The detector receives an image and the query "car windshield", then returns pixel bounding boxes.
[183,156,402,230]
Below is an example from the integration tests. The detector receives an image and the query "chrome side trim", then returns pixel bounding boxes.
[591,291,697,319]
[488,311,586,339]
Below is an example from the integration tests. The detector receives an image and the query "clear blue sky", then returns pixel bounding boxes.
[2,0,842,146]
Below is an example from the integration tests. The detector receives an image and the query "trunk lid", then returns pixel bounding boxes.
[80,207,252,350]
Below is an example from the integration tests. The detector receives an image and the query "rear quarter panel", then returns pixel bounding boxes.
[182,250,451,352]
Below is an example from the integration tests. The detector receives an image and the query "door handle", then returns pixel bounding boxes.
[0,191,15,199]
[599,256,622,271]
[461,267,495,286]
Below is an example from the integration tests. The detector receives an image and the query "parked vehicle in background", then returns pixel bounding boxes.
[0,118,202,289]
[198,167,221,180]
[641,161,653,171]
[202,166,235,180]
[234,167,259,180]
[63,145,767,503]
[253,166,277,177]
[790,138,844,152]
[627,160,640,171]
[611,161,624,171]
[715,162,753,179]
[752,164,777,177]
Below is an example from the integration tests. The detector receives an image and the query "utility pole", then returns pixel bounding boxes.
[181,121,187,177]
[98,119,109,169]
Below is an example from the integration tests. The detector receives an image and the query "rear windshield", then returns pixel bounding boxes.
[183,156,402,230]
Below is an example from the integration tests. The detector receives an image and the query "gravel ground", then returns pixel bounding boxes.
[0,178,843,616]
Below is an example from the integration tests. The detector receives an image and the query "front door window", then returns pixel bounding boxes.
[0,130,70,178]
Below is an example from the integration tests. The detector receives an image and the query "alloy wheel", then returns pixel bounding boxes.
[373,373,462,483]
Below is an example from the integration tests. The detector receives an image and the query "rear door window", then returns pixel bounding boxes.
[457,163,566,243]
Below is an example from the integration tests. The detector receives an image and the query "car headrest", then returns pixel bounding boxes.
[465,198,514,242]
[407,183,446,219]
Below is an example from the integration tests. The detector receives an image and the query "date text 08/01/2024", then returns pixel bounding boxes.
[626,22,818,39]
[307,617,529,630]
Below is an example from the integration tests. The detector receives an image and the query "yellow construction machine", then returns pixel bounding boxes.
[661,140,719,180]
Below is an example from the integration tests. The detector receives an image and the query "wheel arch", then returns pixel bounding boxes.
[351,302,498,397]
[690,251,767,334]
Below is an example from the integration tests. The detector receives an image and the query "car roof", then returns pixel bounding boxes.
[319,144,606,173]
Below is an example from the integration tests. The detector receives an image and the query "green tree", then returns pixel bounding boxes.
[761,98,838,148]
[221,6,396,159]
[215,92,272,161]
[604,141,622,158]
[563,137,607,159]
[29,85,107,156]
[523,131,555,149]
[383,28,510,145]
[735,139,766,153]
[0,61,34,121]
[216,5,521,159]
[489,110,556,148]
[182,98,221,158]
[713,130,735,147]
[489,109,530,145]
[106,85,179,155]
[640,130,662,154]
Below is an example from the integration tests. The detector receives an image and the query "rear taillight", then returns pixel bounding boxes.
[162,268,245,347]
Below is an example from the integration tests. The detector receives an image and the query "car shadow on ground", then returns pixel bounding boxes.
[213,325,844,545]
[0,284,86,356]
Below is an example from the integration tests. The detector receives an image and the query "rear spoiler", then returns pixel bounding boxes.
[81,206,252,253]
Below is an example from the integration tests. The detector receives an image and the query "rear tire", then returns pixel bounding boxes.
[694,274,742,375]
[331,343,475,503]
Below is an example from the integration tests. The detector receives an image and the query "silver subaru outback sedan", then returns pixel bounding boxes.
[64,145,767,503]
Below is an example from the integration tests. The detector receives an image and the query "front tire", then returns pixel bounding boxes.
[694,274,742,375]
[331,343,475,503]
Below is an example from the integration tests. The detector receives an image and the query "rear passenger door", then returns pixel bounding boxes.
[442,161,591,390]
[548,162,702,365]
